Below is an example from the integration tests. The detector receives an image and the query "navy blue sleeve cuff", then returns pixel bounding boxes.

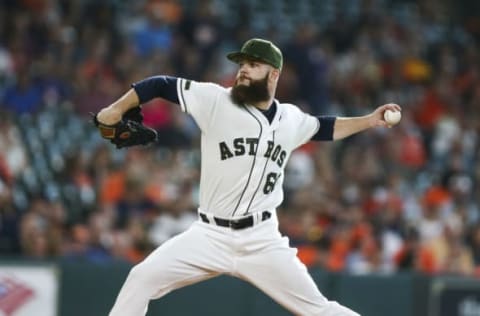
[131,76,179,104]
[311,116,336,141]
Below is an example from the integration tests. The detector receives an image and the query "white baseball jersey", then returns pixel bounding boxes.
[176,78,320,218]
[109,78,360,316]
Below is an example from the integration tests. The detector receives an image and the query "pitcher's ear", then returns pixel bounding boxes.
[269,68,280,81]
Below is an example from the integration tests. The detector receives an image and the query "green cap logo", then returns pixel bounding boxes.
[227,38,283,70]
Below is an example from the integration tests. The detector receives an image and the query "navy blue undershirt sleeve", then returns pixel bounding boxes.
[311,116,336,141]
[131,76,179,104]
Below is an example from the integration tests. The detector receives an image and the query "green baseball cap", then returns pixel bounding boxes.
[227,38,283,70]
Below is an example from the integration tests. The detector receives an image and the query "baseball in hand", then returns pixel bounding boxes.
[384,109,401,125]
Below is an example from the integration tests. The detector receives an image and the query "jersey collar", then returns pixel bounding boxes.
[247,100,282,131]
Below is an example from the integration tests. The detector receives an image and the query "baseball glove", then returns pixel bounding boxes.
[92,107,158,149]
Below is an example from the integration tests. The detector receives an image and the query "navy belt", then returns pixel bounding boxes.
[199,211,272,230]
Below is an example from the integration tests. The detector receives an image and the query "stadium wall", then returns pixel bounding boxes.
[1,261,478,316]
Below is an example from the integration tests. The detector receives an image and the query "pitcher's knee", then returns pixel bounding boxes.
[127,260,175,290]
[126,262,156,286]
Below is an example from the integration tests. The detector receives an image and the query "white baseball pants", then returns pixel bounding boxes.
[108,212,360,316]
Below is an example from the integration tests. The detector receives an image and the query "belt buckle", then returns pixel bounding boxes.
[230,219,242,229]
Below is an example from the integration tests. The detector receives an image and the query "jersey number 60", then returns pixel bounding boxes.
[263,172,280,194]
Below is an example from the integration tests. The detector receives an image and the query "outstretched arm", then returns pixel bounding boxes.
[97,76,179,125]
[333,103,401,140]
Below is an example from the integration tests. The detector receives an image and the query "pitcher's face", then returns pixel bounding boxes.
[234,60,271,87]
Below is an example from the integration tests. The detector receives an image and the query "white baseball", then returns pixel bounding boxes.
[384,109,401,125]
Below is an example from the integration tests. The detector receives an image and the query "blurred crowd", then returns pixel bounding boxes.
[1,0,480,277]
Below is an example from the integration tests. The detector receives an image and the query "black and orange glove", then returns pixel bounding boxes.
[92,107,157,149]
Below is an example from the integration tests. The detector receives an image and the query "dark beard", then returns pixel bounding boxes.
[230,74,270,106]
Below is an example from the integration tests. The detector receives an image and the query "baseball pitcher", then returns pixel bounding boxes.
[94,38,401,316]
